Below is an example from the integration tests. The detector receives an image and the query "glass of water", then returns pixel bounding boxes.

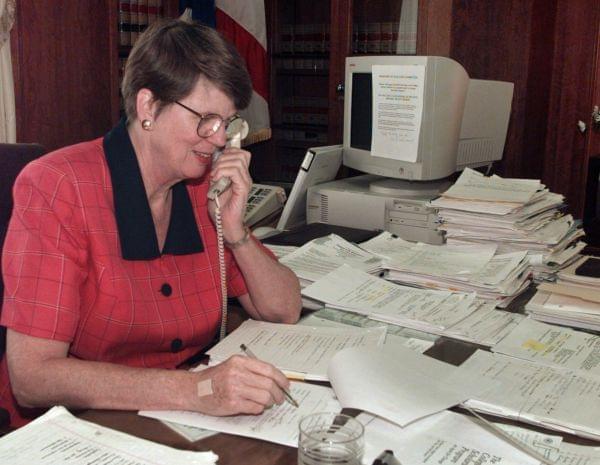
[298,412,364,465]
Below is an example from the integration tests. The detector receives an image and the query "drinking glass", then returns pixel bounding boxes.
[298,412,364,465]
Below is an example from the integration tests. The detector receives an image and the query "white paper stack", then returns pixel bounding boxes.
[429,168,585,280]
[360,231,531,307]
[525,255,600,331]
[301,265,523,346]
[278,233,383,287]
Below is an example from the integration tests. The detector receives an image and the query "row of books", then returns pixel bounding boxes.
[119,0,165,47]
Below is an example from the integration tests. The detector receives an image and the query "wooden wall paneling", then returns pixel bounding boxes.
[11,1,115,151]
[586,11,600,159]
[449,0,556,181]
[542,0,599,218]
[416,0,453,56]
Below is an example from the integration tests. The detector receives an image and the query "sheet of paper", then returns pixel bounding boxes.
[369,290,479,332]
[280,235,381,283]
[0,406,217,465]
[370,64,425,162]
[328,346,479,427]
[207,319,386,381]
[443,167,541,203]
[492,318,600,376]
[359,410,544,465]
[458,350,600,440]
[140,382,340,448]
[445,304,524,347]
[301,265,473,333]
[385,241,497,278]
[304,307,439,341]
[359,230,418,262]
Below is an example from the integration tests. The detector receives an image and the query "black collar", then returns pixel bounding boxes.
[103,118,204,260]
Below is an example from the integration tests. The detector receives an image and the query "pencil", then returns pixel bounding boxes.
[239,343,300,408]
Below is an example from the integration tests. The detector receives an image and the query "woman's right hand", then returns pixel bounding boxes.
[194,355,291,416]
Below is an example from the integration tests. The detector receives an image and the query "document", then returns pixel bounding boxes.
[444,303,524,347]
[492,318,600,375]
[0,406,217,465]
[299,312,435,354]
[140,382,340,448]
[207,319,386,381]
[458,350,600,440]
[384,241,497,279]
[362,231,498,279]
[280,234,381,284]
[302,265,477,333]
[442,167,541,204]
[370,64,425,162]
[328,347,481,427]
[359,409,543,465]
[359,230,419,262]
[304,307,439,342]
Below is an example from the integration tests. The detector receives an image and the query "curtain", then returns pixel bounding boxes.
[0,0,15,143]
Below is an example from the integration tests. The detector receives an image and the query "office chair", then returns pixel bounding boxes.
[0,142,47,430]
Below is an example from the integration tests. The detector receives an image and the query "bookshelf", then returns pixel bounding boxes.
[255,0,451,184]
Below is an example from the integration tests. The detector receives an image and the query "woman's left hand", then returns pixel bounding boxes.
[207,147,252,242]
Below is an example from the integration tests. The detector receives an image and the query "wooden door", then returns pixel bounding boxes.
[10,1,115,151]
[541,0,600,219]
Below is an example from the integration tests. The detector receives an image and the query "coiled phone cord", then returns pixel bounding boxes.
[214,197,228,341]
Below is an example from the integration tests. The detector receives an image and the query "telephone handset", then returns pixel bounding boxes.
[209,118,249,341]
[207,119,249,200]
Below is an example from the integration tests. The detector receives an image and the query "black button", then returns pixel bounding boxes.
[160,283,172,296]
[171,338,183,353]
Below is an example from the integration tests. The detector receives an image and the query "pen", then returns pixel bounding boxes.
[239,343,300,408]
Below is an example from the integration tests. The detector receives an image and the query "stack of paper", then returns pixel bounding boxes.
[360,231,531,307]
[0,406,218,464]
[456,350,600,441]
[277,233,383,287]
[429,168,585,280]
[301,265,523,346]
[525,255,600,331]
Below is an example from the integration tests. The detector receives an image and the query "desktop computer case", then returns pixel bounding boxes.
[306,175,445,245]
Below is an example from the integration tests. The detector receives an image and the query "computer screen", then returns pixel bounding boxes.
[343,56,514,181]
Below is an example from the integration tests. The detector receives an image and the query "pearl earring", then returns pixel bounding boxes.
[141,119,153,130]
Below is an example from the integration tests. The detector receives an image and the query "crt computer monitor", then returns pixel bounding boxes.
[343,56,514,182]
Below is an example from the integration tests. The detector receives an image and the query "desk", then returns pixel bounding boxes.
[75,333,599,465]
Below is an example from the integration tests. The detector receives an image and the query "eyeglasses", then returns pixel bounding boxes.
[174,101,244,139]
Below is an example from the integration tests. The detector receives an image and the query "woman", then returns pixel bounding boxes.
[0,19,302,428]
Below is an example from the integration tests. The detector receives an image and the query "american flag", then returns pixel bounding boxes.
[180,0,270,145]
